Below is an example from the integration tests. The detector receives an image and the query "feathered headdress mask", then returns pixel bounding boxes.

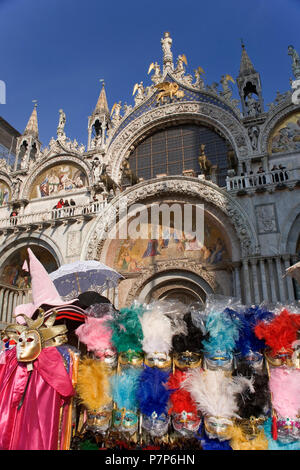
[172,312,204,354]
[141,301,186,355]
[76,358,111,411]
[202,308,240,356]
[75,315,113,353]
[236,306,273,357]
[108,302,144,353]
[167,369,198,415]
[254,308,300,357]
[110,368,141,411]
[137,366,171,417]
[183,369,254,418]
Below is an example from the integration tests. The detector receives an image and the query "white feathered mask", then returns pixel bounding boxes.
[183,369,254,419]
[141,301,187,354]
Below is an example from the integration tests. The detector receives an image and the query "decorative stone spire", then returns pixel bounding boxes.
[88,81,111,151]
[239,42,256,76]
[15,101,41,170]
[23,101,39,139]
[94,81,110,118]
[236,42,264,117]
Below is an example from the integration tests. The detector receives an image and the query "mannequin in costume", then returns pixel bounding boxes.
[0,310,77,450]
[0,248,81,450]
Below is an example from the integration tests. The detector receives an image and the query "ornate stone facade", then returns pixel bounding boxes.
[0,34,299,320]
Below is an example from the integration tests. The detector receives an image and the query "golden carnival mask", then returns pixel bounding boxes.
[4,310,67,363]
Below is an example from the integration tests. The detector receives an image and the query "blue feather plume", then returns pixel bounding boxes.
[236,306,274,356]
[202,308,240,355]
[137,366,171,416]
[110,368,141,411]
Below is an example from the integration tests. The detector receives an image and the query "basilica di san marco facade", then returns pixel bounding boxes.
[0,33,300,451]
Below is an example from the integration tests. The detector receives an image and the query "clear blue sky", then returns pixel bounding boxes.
[0,0,299,147]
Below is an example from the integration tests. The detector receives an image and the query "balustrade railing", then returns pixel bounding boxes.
[0,200,108,230]
[226,168,297,191]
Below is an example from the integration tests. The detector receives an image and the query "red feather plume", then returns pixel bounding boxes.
[254,309,300,356]
[167,369,198,415]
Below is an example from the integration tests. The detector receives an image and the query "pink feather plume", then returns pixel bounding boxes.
[269,368,300,418]
[75,314,113,352]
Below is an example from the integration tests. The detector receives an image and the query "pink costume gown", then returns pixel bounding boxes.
[0,345,75,450]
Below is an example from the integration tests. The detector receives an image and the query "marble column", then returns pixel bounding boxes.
[267,258,277,303]
[276,257,286,302]
[283,256,295,301]
[233,264,242,300]
[259,258,269,302]
[242,259,251,304]
[250,258,260,304]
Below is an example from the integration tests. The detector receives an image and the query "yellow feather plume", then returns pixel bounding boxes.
[229,425,268,450]
[76,358,111,411]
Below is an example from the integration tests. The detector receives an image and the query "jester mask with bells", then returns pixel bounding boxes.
[4,310,68,363]
[183,369,254,441]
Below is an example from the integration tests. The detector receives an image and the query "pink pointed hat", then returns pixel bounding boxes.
[14,248,77,324]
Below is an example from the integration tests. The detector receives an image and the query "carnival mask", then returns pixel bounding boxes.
[277,416,300,443]
[112,408,138,434]
[174,351,202,370]
[9,311,67,363]
[204,415,233,441]
[144,352,172,369]
[118,350,144,367]
[236,351,264,371]
[95,348,118,368]
[203,350,233,371]
[142,411,170,437]
[172,410,201,435]
[87,403,113,434]
[265,349,294,368]
[17,329,42,362]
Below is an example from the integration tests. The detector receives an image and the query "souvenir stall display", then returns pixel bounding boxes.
[255,308,300,447]
[1,248,300,451]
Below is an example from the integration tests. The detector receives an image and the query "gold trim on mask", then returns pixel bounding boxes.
[265,350,294,368]
[118,350,144,367]
[173,351,202,369]
[144,352,172,369]
[237,416,267,437]
[6,310,68,362]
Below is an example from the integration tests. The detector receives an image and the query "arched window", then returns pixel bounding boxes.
[128,124,234,186]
